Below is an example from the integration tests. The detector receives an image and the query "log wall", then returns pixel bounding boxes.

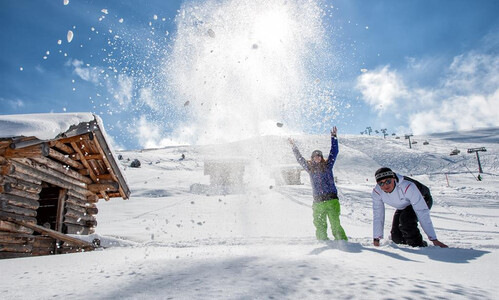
[0,155,99,259]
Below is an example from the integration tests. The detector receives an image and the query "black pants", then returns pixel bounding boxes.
[390,205,426,247]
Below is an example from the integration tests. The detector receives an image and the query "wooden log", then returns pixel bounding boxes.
[10,220,95,248]
[5,187,40,201]
[87,194,99,203]
[0,243,33,253]
[66,196,88,208]
[0,163,15,175]
[88,182,119,193]
[31,248,55,256]
[0,182,12,193]
[48,148,84,170]
[0,252,32,259]
[64,223,91,235]
[0,220,34,234]
[0,201,37,217]
[32,156,92,184]
[65,202,87,214]
[10,160,92,196]
[1,175,42,194]
[64,208,93,221]
[0,211,37,224]
[33,236,56,248]
[8,171,42,185]
[3,143,49,158]
[0,194,40,210]
[86,206,98,215]
[12,158,87,188]
[64,216,97,227]
[48,140,74,155]
[67,189,88,201]
[0,232,35,244]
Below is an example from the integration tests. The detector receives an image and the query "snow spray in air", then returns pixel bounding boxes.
[165,0,333,145]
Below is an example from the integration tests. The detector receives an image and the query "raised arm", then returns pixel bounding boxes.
[289,138,309,172]
[328,127,339,167]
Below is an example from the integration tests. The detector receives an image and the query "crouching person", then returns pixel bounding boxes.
[371,167,448,248]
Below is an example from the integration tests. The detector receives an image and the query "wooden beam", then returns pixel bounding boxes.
[10,220,95,249]
[3,143,49,158]
[56,132,94,145]
[48,148,84,170]
[48,140,74,155]
[83,154,102,160]
[54,188,67,254]
[55,189,67,233]
[88,182,119,193]
[71,142,98,182]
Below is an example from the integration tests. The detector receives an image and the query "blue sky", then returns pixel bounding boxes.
[1,0,498,149]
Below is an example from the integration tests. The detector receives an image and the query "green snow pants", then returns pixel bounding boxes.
[312,198,348,241]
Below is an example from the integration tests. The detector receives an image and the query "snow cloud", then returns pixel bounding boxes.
[111,74,133,107]
[357,49,499,134]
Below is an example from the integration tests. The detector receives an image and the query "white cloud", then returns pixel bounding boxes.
[355,66,409,114]
[69,59,100,83]
[0,97,25,110]
[134,116,193,149]
[356,50,499,134]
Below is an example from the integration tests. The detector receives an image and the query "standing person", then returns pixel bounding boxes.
[372,167,448,248]
[288,127,348,241]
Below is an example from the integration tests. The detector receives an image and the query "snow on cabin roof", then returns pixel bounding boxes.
[0,112,130,199]
[0,112,95,140]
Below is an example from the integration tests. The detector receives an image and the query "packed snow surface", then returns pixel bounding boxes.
[1,128,498,299]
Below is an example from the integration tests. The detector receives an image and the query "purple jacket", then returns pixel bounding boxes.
[292,136,339,202]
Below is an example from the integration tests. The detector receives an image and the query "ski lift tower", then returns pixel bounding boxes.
[467,147,487,173]
[405,134,414,149]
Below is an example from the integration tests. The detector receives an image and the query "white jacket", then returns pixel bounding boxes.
[372,174,437,241]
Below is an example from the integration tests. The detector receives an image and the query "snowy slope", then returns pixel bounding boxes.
[1,131,498,299]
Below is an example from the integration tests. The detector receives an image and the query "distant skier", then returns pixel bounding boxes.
[371,167,448,248]
[288,127,348,241]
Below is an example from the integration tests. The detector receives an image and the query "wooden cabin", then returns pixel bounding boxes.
[0,113,130,259]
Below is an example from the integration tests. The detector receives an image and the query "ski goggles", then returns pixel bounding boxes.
[378,179,392,187]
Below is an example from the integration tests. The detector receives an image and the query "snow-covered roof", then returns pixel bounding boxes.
[0,112,95,140]
[0,112,130,199]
